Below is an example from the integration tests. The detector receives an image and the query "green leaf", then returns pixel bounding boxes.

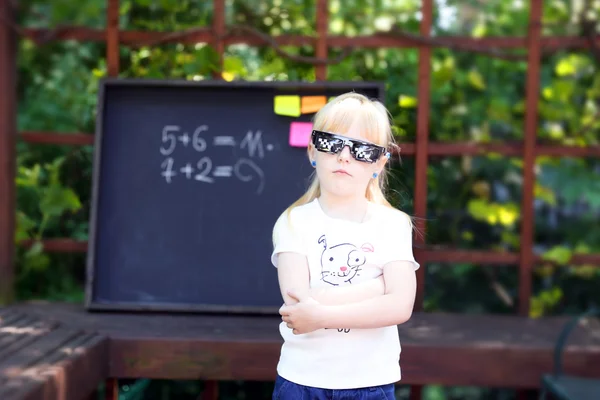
[534,183,556,206]
[45,156,65,186]
[542,246,572,265]
[553,80,575,103]
[530,287,563,318]
[223,56,246,75]
[467,199,489,221]
[25,240,44,257]
[467,199,519,226]
[398,95,417,108]
[22,241,50,273]
[39,186,82,218]
[468,69,486,90]
[423,385,446,400]
[16,164,41,188]
[15,211,36,242]
[555,57,576,76]
[432,57,455,88]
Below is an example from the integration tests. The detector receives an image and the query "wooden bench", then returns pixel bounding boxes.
[1,301,599,400]
[0,306,108,400]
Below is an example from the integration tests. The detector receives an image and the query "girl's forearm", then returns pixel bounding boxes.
[318,292,414,329]
[309,277,385,306]
[317,260,417,329]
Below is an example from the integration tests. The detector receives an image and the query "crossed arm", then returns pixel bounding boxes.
[277,252,417,334]
[277,252,386,306]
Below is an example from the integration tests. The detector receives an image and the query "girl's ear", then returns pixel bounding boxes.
[375,152,388,171]
[308,143,316,163]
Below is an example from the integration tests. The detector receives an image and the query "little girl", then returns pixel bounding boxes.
[270,92,419,399]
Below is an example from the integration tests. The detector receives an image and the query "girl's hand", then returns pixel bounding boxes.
[279,290,326,335]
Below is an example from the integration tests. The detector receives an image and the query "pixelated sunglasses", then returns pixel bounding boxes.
[311,130,389,164]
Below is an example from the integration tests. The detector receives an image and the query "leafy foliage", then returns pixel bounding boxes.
[10,0,600,398]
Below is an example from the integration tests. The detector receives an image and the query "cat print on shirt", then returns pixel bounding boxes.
[318,234,375,286]
[318,235,376,334]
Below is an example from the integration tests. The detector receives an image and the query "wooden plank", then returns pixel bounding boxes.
[0,0,17,305]
[315,0,328,80]
[106,314,600,388]
[19,132,94,146]
[0,332,108,400]
[10,303,596,346]
[17,27,600,50]
[0,325,81,379]
[535,144,600,158]
[108,337,279,380]
[106,0,120,76]
[410,0,432,396]
[0,309,26,328]
[14,239,600,268]
[518,0,543,316]
[18,239,88,253]
[0,314,59,361]
[401,343,600,388]
[104,378,119,400]
[7,302,600,389]
[0,309,108,400]
[426,250,600,266]
[413,0,433,312]
[211,0,225,79]
[17,132,600,158]
[87,389,99,400]
[109,316,600,389]
[201,381,219,400]
[0,333,93,395]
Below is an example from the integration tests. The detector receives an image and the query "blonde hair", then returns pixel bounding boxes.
[282,92,412,225]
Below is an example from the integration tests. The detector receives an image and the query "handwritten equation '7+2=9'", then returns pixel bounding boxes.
[159,125,272,195]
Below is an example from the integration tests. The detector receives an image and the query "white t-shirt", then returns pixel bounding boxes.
[271,198,419,389]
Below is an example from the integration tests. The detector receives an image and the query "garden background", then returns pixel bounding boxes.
[8,0,600,399]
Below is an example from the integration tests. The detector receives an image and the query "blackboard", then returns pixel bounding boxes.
[85,79,384,314]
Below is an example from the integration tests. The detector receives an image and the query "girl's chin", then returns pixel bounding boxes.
[320,184,363,198]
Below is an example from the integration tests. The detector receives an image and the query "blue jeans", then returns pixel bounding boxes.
[272,375,396,400]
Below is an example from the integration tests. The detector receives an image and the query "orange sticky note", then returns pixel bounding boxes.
[289,122,313,147]
[274,95,301,117]
[301,96,327,114]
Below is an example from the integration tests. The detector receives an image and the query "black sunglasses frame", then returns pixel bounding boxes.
[310,130,388,164]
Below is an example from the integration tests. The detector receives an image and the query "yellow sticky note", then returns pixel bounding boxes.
[274,95,301,117]
[301,96,327,114]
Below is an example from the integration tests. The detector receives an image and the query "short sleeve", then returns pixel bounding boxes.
[271,210,306,268]
[382,211,420,270]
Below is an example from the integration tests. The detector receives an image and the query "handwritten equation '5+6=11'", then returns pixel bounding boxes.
[159,125,272,195]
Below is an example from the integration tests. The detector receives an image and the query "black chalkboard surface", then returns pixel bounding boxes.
[85,79,383,314]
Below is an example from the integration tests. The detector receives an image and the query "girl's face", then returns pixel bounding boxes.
[309,119,388,199]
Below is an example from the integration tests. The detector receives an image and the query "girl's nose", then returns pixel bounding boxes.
[338,146,351,162]
[340,266,347,271]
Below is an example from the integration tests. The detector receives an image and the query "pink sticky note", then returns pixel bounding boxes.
[289,122,313,147]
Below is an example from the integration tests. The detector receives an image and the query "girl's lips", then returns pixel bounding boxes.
[333,169,351,176]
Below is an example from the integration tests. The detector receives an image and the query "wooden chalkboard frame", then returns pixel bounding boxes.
[85,78,385,314]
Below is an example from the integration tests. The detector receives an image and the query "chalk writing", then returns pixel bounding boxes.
[234,158,265,195]
[161,157,176,183]
[240,130,264,159]
[192,125,208,152]
[195,157,214,183]
[214,136,235,146]
[160,125,178,156]
[159,124,269,194]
